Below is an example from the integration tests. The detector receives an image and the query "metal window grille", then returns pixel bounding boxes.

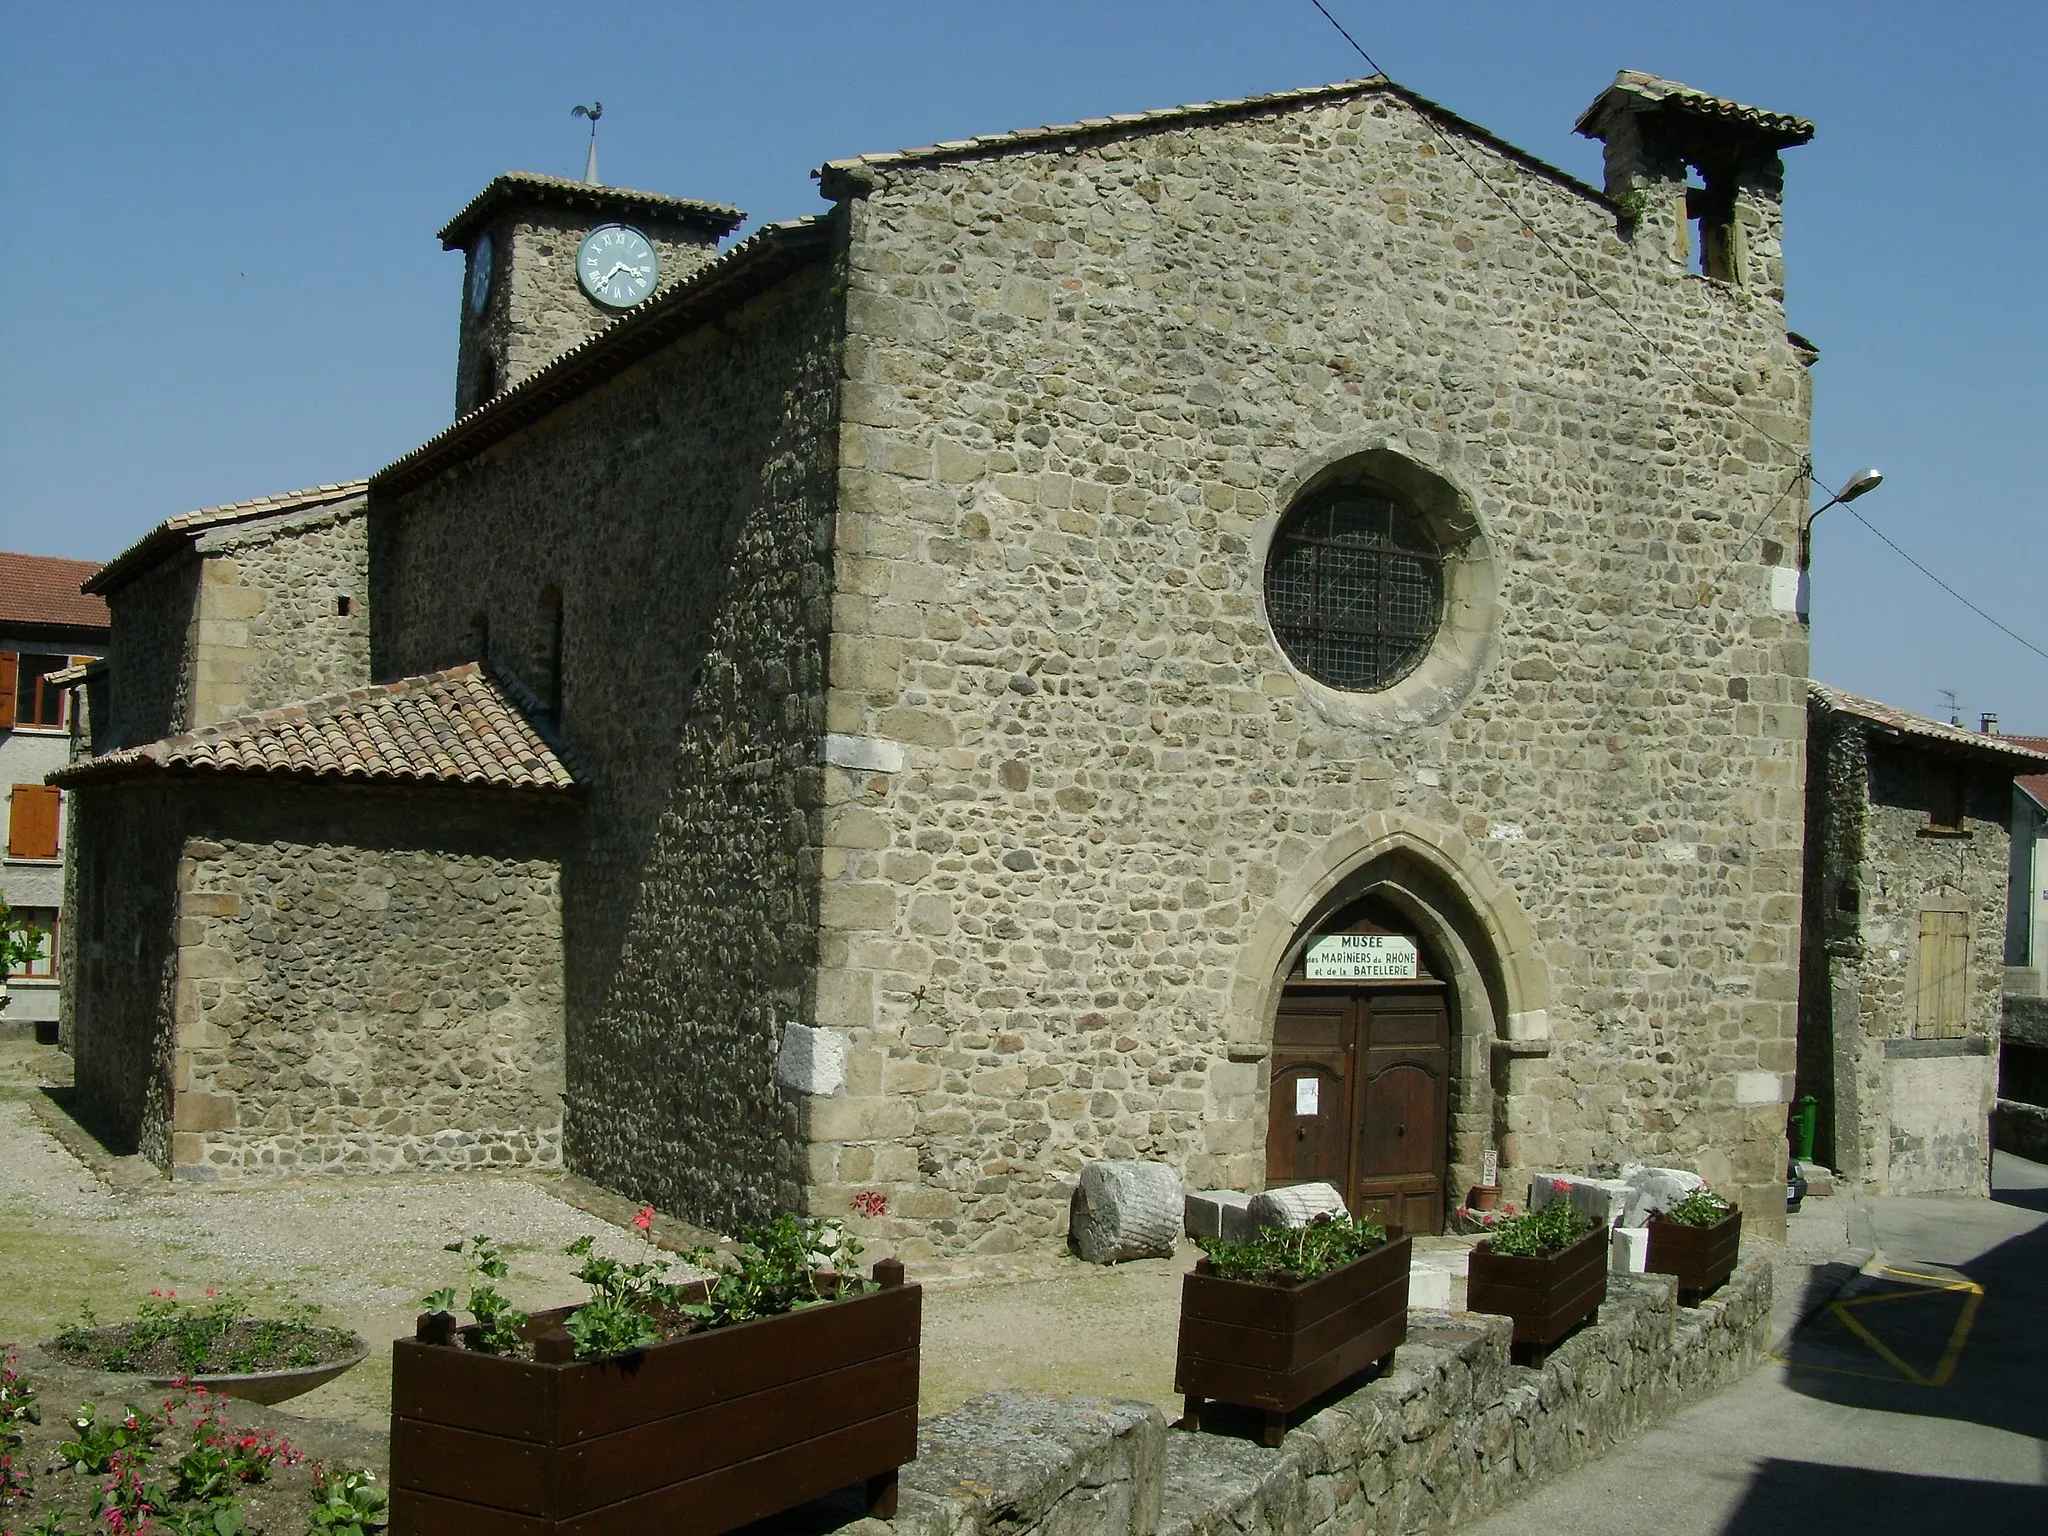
[1265,488,1442,691]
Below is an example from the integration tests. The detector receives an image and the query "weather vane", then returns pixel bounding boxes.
[572,102,603,186]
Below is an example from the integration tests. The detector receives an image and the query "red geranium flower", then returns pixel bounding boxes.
[632,1206,656,1233]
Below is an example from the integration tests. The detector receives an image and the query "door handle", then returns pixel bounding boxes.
[1397,1123,1406,1137]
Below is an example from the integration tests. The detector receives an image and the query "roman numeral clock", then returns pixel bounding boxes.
[577,224,661,309]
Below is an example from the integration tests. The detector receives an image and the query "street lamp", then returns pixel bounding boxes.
[1798,466,1884,570]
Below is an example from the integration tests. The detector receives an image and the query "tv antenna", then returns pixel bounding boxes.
[572,102,603,185]
[1938,688,1960,726]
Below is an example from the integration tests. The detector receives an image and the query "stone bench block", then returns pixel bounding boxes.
[1071,1160,1183,1264]
[1609,1223,1648,1274]
[1529,1171,1631,1227]
[1183,1189,1255,1244]
[1245,1181,1346,1230]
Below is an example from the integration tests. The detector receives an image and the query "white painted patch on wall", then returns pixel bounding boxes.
[1489,823,1527,841]
[777,1021,847,1096]
[1660,842,1699,863]
[1734,1070,1786,1106]
[1769,566,1807,617]
[821,734,904,773]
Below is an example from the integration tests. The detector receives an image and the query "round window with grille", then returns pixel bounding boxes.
[1263,485,1444,692]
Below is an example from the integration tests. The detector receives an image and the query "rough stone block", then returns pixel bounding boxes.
[1070,1160,1182,1264]
[1617,1163,1707,1226]
[1183,1188,1254,1243]
[1529,1172,1630,1227]
[1247,1181,1346,1230]
[904,1390,1164,1536]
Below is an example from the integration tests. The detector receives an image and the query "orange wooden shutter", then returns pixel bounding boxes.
[0,652,17,729]
[7,785,60,859]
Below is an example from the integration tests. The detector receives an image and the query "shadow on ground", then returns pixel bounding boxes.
[1718,1459,2048,1531]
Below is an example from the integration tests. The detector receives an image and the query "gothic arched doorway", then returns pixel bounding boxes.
[1266,898,1454,1234]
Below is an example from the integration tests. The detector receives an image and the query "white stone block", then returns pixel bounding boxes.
[1530,1172,1630,1227]
[1617,1163,1707,1226]
[1409,1267,1452,1310]
[1610,1224,1648,1274]
[777,1021,847,1096]
[1734,1070,1785,1106]
[1070,1160,1182,1264]
[1247,1181,1346,1230]
[822,734,904,773]
[1184,1188,1254,1243]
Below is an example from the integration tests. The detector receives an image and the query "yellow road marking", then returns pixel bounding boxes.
[1779,1265,1984,1387]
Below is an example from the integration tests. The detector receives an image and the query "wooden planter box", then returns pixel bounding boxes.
[1175,1231,1411,1446]
[389,1261,919,1536]
[1646,1207,1742,1305]
[1465,1224,1607,1365]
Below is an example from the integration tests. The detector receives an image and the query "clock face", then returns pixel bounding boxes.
[577,224,661,309]
[468,233,494,317]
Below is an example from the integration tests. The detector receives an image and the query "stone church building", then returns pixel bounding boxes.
[62,69,1818,1256]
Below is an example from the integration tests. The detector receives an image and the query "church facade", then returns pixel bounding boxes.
[65,70,1817,1255]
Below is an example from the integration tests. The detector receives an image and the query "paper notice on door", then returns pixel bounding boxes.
[1295,1076,1319,1116]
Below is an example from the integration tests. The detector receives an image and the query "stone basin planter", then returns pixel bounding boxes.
[1646,1207,1742,1304]
[1465,1224,1607,1365]
[389,1259,920,1536]
[1174,1229,1410,1446]
[39,1330,370,1406]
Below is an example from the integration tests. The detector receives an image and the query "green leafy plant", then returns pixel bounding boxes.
[1612,187,1652,225]
[306,1465,387,1535]
[559,1235,675,1358]
[0,903,45,985]
[1196,1212,1388,1285]
[1480,1190,1599,1259]
[48,1289,340,1376]
[422,1236,529,1355]
[678,1215,872,1331]
[1660,1187,1733,1228]
[56,1402,162,1476]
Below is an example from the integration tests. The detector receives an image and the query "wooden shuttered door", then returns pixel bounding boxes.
[7,785,60,860]
[1915,909,1970,1040]
[0,652,16,729]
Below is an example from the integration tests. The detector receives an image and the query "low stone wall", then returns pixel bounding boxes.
[877,1259,1770,1536]
[1994,1099,2048,1164]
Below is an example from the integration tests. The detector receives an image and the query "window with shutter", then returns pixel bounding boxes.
[6,785,61,860]
[1914,909,1970,1039]
[0,652,17,729]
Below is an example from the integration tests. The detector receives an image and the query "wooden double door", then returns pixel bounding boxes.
[1265,986,1451,1235]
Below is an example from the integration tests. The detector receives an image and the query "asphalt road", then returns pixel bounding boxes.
[1462,1153,2048,1534]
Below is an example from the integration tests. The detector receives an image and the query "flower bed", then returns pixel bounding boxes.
[1465,1189,1608,1364]
[42,1291,367,1407]
[1174,1215,1410,1446]
[1645,1189,1742,1304]
[390,1214,919,1536]
[0,1347,386,1536]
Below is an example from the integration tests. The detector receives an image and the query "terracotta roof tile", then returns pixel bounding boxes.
[438,171,744,249]
[2005,734,2048,807]
[1575,71,1813,148]
[54,663,575,792]
[0,552,110,634]
[88,482,368,596]
[1810,683,2048,768]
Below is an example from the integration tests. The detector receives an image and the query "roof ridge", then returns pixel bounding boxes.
[89,480,371,595]
[1810,681,2048,765]
[438,171,746,249]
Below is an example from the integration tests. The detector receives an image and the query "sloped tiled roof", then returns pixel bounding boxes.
[438,171,744,249]
[817,75,1605,206]
[88,481,369,596]
[2006,734,2048,809]
[1575,71,1813,148]
[1810,683,2048,768]
[0,552,109,634]
[53,664,576,792]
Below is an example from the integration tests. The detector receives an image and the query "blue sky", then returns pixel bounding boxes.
[3,3,2043,727]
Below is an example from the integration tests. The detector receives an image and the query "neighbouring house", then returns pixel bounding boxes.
[1800,686,2048,1195]
[65,68,1822,1255]
[1,552,110,1038]
[1996,734,2048,1160]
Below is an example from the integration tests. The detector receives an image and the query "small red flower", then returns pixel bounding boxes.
[849,1190,889,1218]
[632,1206,656,1233]
[205,1288,218,1298]
[1550,1178,1572,1193]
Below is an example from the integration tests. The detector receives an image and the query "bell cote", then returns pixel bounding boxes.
[440,173,745,418]
[1575,71,1812,302]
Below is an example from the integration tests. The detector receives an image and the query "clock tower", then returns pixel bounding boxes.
[440,173,745,418]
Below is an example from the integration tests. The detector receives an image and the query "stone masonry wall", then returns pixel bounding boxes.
[102,556,201,751]
[1837,740,2007,1194]
[813,86,1810,1258]
[377,259,844,1231]
[456,205,728,415]
[881,1260,1772,1536]
[167,781,568,1178]
[63,780,185,1162]
[191,505,371,721]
